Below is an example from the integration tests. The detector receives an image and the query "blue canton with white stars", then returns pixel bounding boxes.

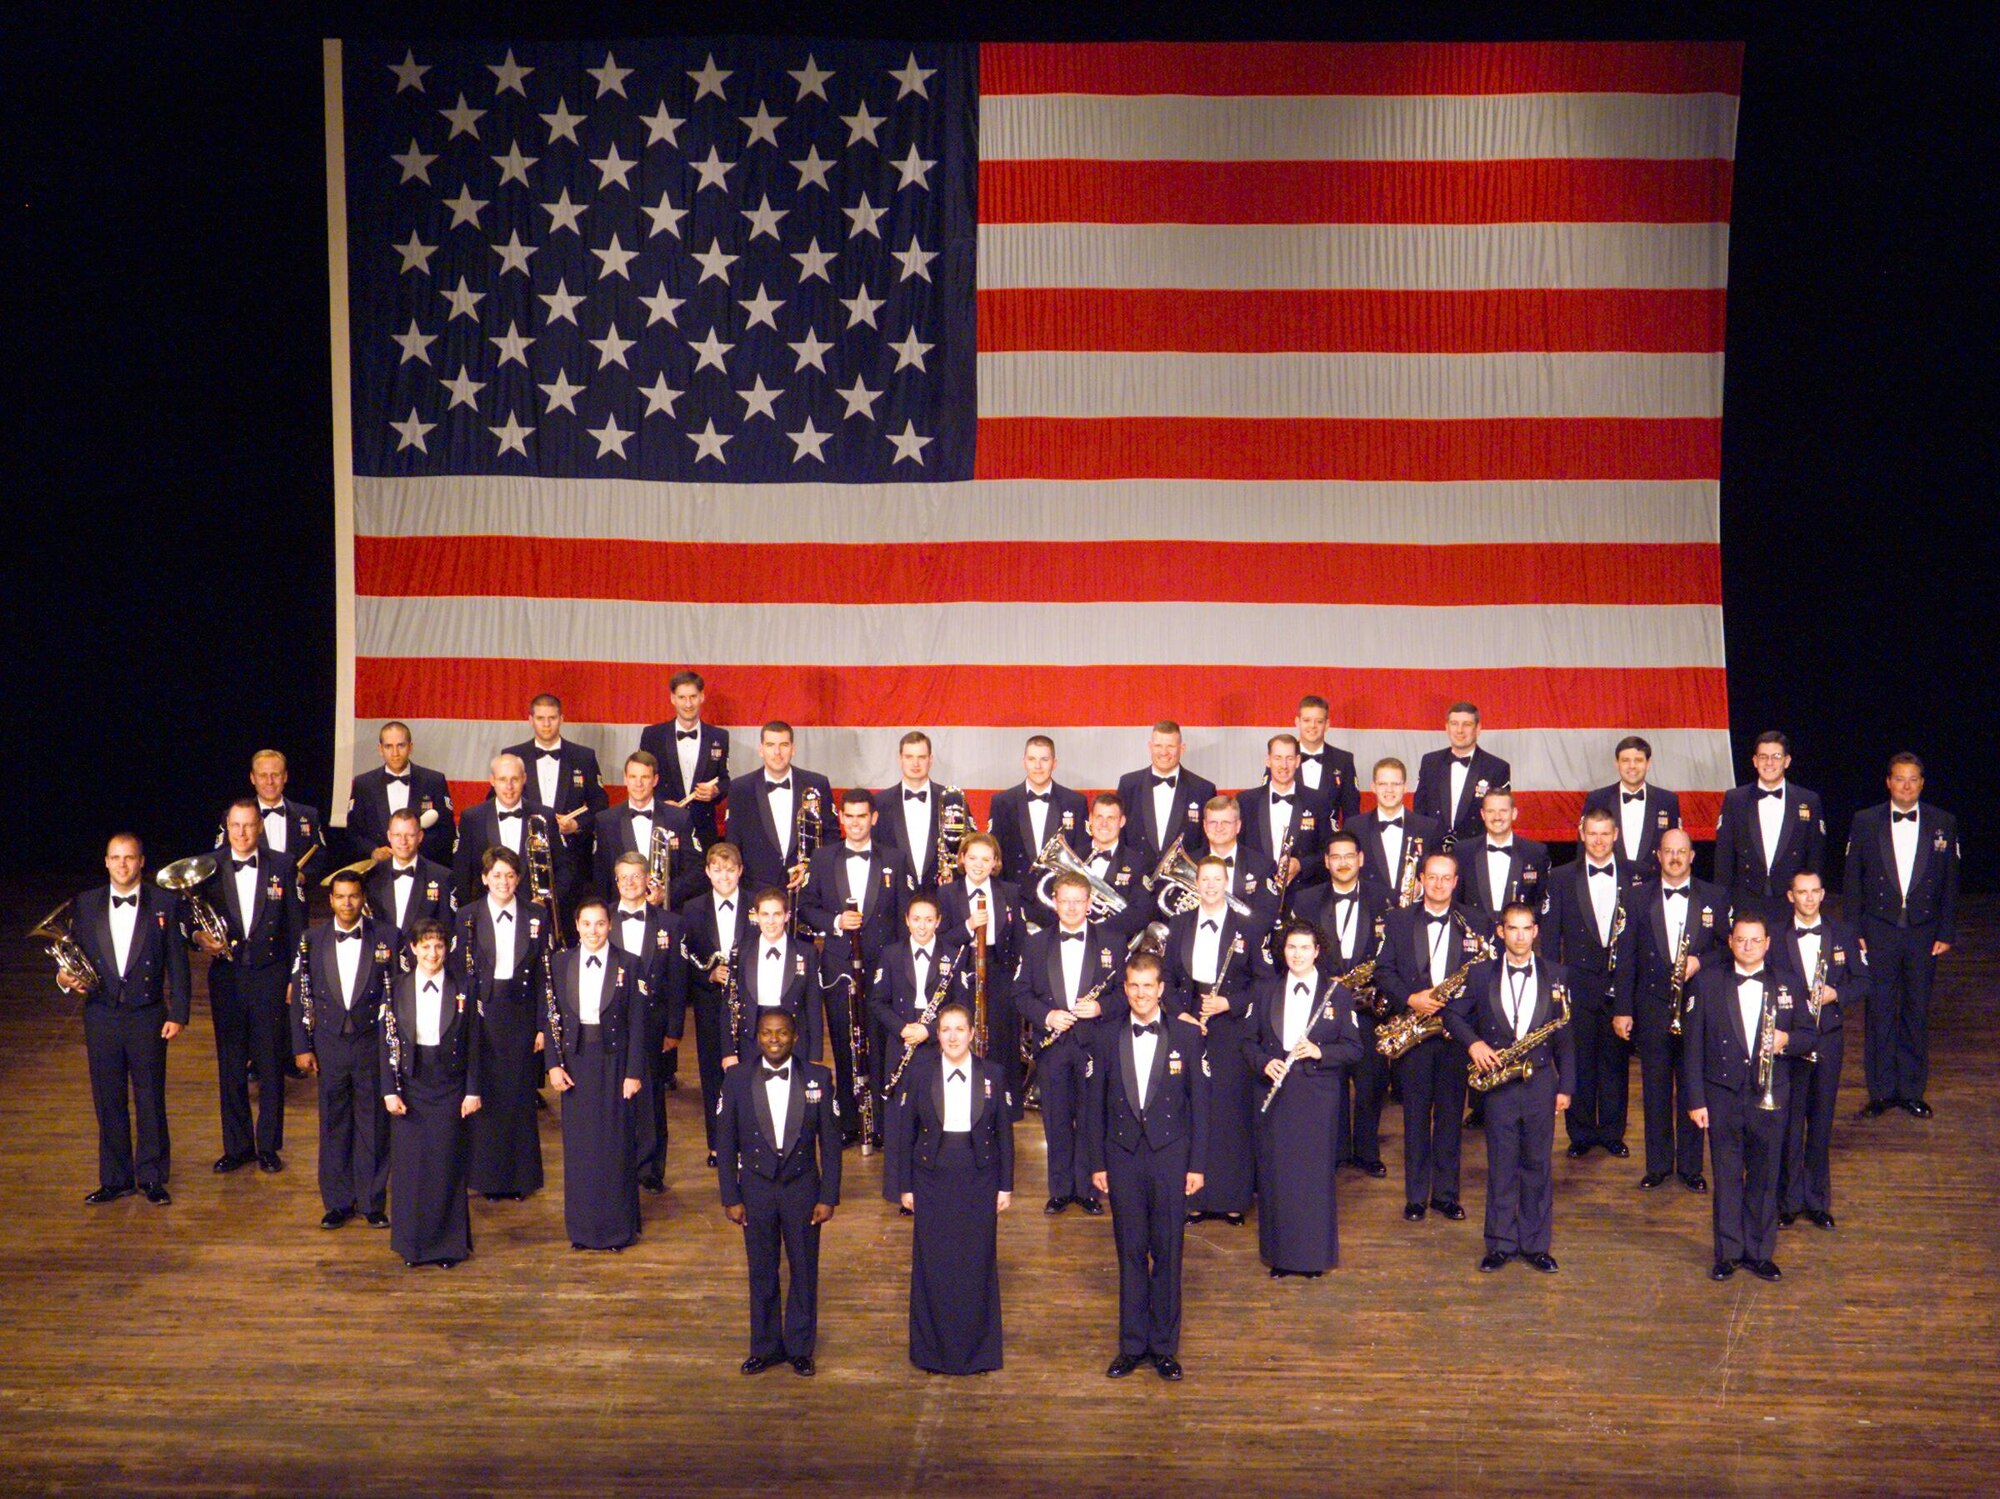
[343,40,976,481]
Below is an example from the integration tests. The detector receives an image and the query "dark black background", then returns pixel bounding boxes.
[6,3,1992,888]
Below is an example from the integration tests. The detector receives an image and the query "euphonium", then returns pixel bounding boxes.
[1031,835,1128,920]
[31,899,99,995]
[1150,840,1254,920]
[1468,983,1572,1091]
[524,813,567,948]
[157,854,235,959]
[935,789,969,885]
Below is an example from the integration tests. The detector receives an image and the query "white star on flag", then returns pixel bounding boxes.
[641,104,685,147]
[491,142,537,186]
[490,321,534,367]
[439,93,485,139]
[489,411,534,456]
[687,419,731,462]
[691,147,735,193]
[540,98,586,144]
[440,366,485,410]
[642,190,687,238]
[587,412,634,458]
[589,322,636,369]
[442,184,488,229]
[640,374,683,417]
[891,144,935,191]
[836,375,882,420]
[741,102,787,147]
[689,328,735,373]
[788,416,833,462]
[392,319,435,364]
[538,370,586,413]
[840,100,884,146]
[787,328,833,372]
[639,283,686,326]
[688,54,731,102]
[887,420,931,464]
[741,194,787,240]
[389,50,430,94]
[888,53,937,99]
[391,408,435,451]
[788,55,833,101]
[840,286,884,328]
[892,238,937,281]
[588,52,633,98]
[440,276,485,320]
[692,240,738,284]
[591,233,638,279]
[391,141,436,184]
[889,328,934,371]
[492,231,536,276]
[592,144,637,191]
[393,231,436,274]
[538,278,585,325]
[843,192,886,239]
[737,375,785,420]
[541,188,588,235]
[791,145,836,191]
[740,284,785,329]
[487,49,532,96]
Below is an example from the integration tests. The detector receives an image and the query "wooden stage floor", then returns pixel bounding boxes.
[1,879,1994,1497]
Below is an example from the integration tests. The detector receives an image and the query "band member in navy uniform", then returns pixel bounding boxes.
[503,694,608,932]
[61,834,189,1205]
[724,722,835,902]
[989,735,1089,921]
[1581,735,1680,888]
[609,853,684,1193]
[1452,789,1550,939]
[1294,830,1392,1176]
[1199,797,1281,932]
[344,720,455,870]
[1348,758,1440,907]
[896,1001,1013,1375]
[595,751,705,908]
[1611,829,1726,1192]
[1162,856,1263,1225]
[197,799,305,1174]
[800,788,904,1144]
[452,753,532,908]
[727,888,823,1067]
[1378,852,1485,1222]
[934,834,1026,1113]
[870,896,968,1206]
[1086,953,1208,1380]
[1249,922,1364,1277]
[450,846,549,1201]
[382,920,481,1268]
[1451,904,1574,1273]
[1018,873,1126,1214]
[1844,752,1959,1120]
[638,669,729,849]
[1291,695,1361,826]
[290,869,394,1228]
[1685,913,1814,1281]
[364,808,454,960]
[231,749,327,891]
[1116,720,1218,863]
[1778,871,1867,1228]
[1541,808,1630,1159]
[1071,794,1152,947]
[1412,703,1511,850]
[872,731,971,897]
[1713,731,1826,928]
[546,900,647,1251]
[716,1008,841,1376]
[1240,733,1333,903]
[682,843,754,1165]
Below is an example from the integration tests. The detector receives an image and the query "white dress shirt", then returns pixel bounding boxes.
[618,905,649,954]
[232,852,261,928]
[1281,976,1315,1052]
[1267,786,1297,856]
[963,881,997,946]
[1734,965,1768,1056]
[579,949,608,1024]
[1448,757,1471,823]
[386,774,411,816]
[1131,1020,1160,1109]
[1378,817,1405,886]
[710,890,738,938]
[911,943,936,1002]
[1585,861,1618,945]
[1503,961,1537,1040]
[1150,774,1178,848]
[757,942,787,1008]
[844,843,874,906]
[1756,783,1787,870]
[1327,887,1362,959]
[1057,925,1087,1002]
[629,801,655,856]
[533,742,564,808]
[1191,912,1225,985]
[333,919,363,1007]
[898,781,934,874]
[488,896,518,982]
[1025,785,1052,853]
[1795,926,1824,989]
[675,722,702,797]
[1484,841,1515,906]
[1890,805,1920,893]
[764,1061,793,1145]
[258,802,289,853]
[1661,881,1692,950]
[1618,787,1647,863]
[765,776,795,861]
[942,1058,973,1130]
[1425,909,1455,986]
[108,886,140,976]
[390,859,418,927]
[415,976,445,1045]
[1299,748,1324,791]
[495,801,525,855]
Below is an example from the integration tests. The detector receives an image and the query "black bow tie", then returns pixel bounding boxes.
[1507,964,1531,977]
[717,899,734,913]
[1300,749,1322,760]
[630,804,653,816]
[1026,790,1050,803]
[392,866,416,880]
[533,747,560,761]
[1451,754,1473,767]
[1060,930,1085,942]
[1427,912,1450,926]
[1892,809,1917,823]
[1331,891,1356,906]
[1757,787,1783,800]
[1737,971,1765,986]
[676,728,699,741]
[1151,774,1177,788]
[913,948,933,965]
[423,980,440,994]
[1271,792,1294,806]
[1200,918,1218,933]
[586,954,602,968]
[336,927,362,942]
[495,909,513,922]
[497,808,522,821]
[765,779,791,793]
[1796,925,1822,936]
[1293,982,1311,997]
[1131,1021,1159,1037]
[1621,790,1644,804]
[761,1064,790,1082]
[386,773,410,785]
[112,893,138,908]
[949,1068,966,1083]
[1588,865,1614,878]
[232,856,257,872]
[765,947,782,961]
[260,805,285,819]
[1663,886,1689,900]
[904,788,927,803]
[621,908,647,920]
[1379,816,1403,829]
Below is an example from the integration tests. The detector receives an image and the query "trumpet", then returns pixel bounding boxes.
[31,899,99,995]
[157,854,235,959]
[1149,840,1254,921]
[524,813,567,949]
[935,789,969,886]
[1468,983,1572,1092]
[1032,835,1129,920]
[1396,835,1425,907]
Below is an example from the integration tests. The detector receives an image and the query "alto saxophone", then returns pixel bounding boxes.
[1667,924,1692,1036]
[788,786,822,925]
[1341,956,1387,1018]
[1468,983,1572,1091]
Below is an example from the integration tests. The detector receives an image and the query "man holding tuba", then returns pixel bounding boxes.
[63,834,189,1205]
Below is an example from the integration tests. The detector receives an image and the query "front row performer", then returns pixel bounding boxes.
[62,834,190,1205]
[381,920,482,1269]
[1447,903,1572,1274]
[895,1001,1013,1376]
[716,1010,841,1377]
[545,900,647,1253]
[452,847,549,1202]
[1685,914,1815,1282]
[1777,872,1866,1229]
[1087,953,1207,1380]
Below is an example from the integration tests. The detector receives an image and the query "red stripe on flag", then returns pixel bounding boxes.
[979,42,1745,97]
[357,537,1722,608]
[978,288,1730,354]
[360,660,1730,731]
[980,158,1733,226]
[972,417,1721,482]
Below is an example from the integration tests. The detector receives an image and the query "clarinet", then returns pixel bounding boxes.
[382,997,406,1097]
[1040,969,1117,1051]
[294,930,316,1037]
[884,951,959,1094]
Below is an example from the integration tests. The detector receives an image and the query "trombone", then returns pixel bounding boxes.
[525,812,568,948]
[157,854,236,959]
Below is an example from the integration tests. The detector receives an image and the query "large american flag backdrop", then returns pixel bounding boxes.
[325,39,1741,839]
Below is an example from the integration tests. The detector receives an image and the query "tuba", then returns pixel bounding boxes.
[934,789,969,885]
[1469,982,1572,1092]
[157,854,235,959]
[1032,835,1128,920]
[32,899,100,995]
[524,813,567,948]
[1149,839,1254,920]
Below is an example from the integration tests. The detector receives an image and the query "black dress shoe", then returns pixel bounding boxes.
[213,1151,254,1174]
[437,1259,458,1269]
[1105,1353,1143,1379]
[664,1075,680,1092]
[1524,1252,1559,1274]
[1075,1196,1104,1216]
[790,1355,816,1376]
[1269,1267,1288,1279]
[1901,1098,1933,1118]
[1185,1210,1208,1225]
[1680,1173,1707,1193]
[1358,1160,1388,1178]
[1431,1199,1466,1221]
[1044,1196,1068,1216]
[1403,1201,1427,1221]
[1604,1142,1630,1158]
[1746,1259,1781,1281]
[898,1206,913,1217]
[706,1151,718,1169]
[142,1184,171,1205]
[1222,1212,1245,1226]
[1565,1142,1592,1159]
[257,1151,284,1173]
[1710,1260,1736,1281]
[1805,1209,1836,1230]
[85,1186,134,1204]
[1639,1172,1669,1190]
[741,1355,781,1375]
[1478,1250,1512,1273]
[321,1207,354,1230]
[1856,1099,1890,1119]
[1152,1354,1183,1381]
[365,1212,390,1228]
[1778,1211,1796,1228]
[640,1176,665,1194]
